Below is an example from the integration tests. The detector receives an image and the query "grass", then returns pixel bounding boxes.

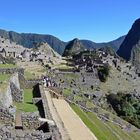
[0,74,11,92]
[63,88,71,97]
[74,95,84,102]
[0,63,17,68]
[14,89,38,112]
[24,71,35,80]
[70,104,140,140]
[106,122,133,140]
[0,74,11,81]
[71,104,109,140]
[86,101,94,109]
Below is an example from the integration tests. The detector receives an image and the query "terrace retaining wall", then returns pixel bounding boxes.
[21,112,43,130]
[18,73,42,89]
[0,68,24,75]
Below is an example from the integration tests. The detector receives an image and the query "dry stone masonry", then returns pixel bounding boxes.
[0,107,15,126]
[21,112,42,130]
[0,125,52,140]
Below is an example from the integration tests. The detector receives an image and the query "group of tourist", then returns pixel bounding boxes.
[42,76,57,87]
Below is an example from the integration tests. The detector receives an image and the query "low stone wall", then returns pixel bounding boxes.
[21,112,42,130]
[0,106,15,126]
[39,85,52,119]
[10,82,23,102]
[18,73,42,89]
[10,73,23,102]
[0,68,24,75]
[0,125,51,140]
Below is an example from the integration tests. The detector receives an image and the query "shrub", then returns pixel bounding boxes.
[97,66,110,82]
[107,92,140,128]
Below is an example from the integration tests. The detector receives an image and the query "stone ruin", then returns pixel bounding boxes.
[0,68,62,140]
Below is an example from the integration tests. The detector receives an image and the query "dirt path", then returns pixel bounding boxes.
[53,98,98,140]
[44,90,70,140]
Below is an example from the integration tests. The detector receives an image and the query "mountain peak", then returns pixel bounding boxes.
[117,18,140,61]
[63,39,85,56]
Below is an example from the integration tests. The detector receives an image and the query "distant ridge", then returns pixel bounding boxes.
[0,29,66,55]
[0,29,125,55]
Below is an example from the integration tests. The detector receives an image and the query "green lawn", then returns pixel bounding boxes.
[0,64,17,68]
[14,89,38,112]
[70,104,140,140]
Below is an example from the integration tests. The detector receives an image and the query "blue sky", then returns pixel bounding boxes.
[0,0,139,42]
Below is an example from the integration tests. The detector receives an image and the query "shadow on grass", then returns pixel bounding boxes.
[26,102,33,105]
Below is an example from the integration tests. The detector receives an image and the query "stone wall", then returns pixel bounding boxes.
[39,85,62,140]
[21,112,42,130]
[56,72,100,90]
[18,73,42,89]
[0,68,24,75]
[0,106,15,126]
[39,85,52,119]
[0,125,51,140]
[10,73,23,102]
[10,82,23,102]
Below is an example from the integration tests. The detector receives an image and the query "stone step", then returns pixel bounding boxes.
[15,112,23,129]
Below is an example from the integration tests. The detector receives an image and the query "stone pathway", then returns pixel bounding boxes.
[45,89,70,140]
[53,98,97,140]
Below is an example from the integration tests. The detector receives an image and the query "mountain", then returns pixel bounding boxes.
[81,36,125,51]
[0,29,125,56]
[63,36,125,57]
[63,38,85,56]
[117,18,140,70]
[33,42,61,58]
[0,29,66,55]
